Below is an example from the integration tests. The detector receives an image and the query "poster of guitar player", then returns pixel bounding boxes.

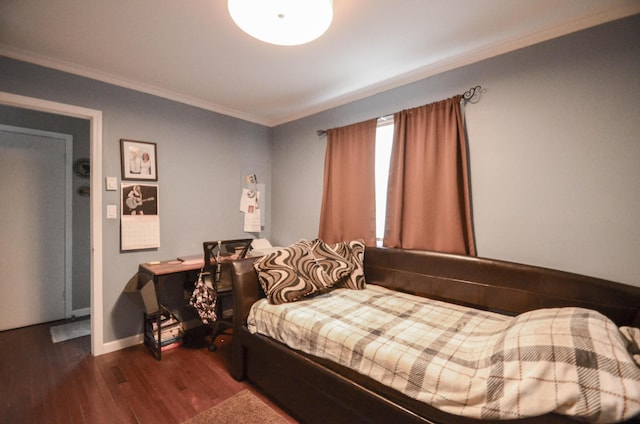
[121,183,160,250]
[122,184,158,215]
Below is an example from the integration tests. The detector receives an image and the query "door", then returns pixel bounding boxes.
[0,124,72,331]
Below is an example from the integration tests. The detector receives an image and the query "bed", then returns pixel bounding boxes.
[230,244,640,423]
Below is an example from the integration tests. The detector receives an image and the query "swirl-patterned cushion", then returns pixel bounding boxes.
[309,239,356,284]
[254,239,353,304]
[323,239,366,289]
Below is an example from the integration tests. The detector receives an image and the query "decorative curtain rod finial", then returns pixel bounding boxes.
[462,86,482,103]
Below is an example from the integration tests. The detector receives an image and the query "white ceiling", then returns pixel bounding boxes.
[1,0,639,127]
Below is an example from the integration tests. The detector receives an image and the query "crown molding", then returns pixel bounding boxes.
[0,46,271,127]
[2,4,638,128]
[270,6,640,126]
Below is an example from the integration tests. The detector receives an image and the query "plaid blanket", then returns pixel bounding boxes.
[248,285,640,422]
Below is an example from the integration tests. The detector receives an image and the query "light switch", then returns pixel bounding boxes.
[106,204,117,219]
[106,177,118,191]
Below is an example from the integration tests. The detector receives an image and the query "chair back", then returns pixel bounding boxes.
[202,239,253,293]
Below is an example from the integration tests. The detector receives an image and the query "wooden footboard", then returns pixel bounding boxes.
[233,325,436,423]
[230,248,640,423]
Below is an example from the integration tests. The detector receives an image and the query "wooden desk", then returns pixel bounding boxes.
[137,260,212,315]
[139,259,204,277]
[138,256,241,358]
[138,260,205,360]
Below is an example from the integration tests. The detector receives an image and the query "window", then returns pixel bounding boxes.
[375,118,394,245]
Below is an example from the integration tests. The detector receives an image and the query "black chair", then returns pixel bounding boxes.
[202,239,252,351]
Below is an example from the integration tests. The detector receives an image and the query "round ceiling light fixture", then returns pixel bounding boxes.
[228,0,333,46]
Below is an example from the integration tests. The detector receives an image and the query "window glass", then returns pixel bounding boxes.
[375,121,394,244]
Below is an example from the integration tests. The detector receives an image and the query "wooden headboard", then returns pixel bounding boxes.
[364,247,640,327]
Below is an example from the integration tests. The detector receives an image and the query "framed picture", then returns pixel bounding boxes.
[120,139,158,181]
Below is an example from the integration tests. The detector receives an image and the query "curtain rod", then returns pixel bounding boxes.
[316,85,482,137]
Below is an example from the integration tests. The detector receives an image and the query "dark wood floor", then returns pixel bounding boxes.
[0,319,296,424]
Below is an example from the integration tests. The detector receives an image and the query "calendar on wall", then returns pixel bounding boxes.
[121,183,160,250]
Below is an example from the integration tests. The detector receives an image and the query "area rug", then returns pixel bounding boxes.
[183,389,289,424]
[49,319,91,343]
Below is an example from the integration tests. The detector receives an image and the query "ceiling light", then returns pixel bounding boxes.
[228,0,333,46]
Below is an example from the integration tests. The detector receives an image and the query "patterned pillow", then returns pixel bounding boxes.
[326,239,366,289]
[253,240,340,304]
[309,239,356,287]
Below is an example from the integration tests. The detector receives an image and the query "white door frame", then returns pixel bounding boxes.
[0,124,73,321]
[0,92,104,356]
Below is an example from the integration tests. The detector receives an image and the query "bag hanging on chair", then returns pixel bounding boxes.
[189,271,217,324]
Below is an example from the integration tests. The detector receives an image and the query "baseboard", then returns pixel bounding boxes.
[72,307,91,318]
[101,333,144,355]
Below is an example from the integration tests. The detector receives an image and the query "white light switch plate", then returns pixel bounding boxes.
[106,177,118,191]
[106,204,117,219]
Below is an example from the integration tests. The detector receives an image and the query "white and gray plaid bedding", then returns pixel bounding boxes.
[247,284,640,422]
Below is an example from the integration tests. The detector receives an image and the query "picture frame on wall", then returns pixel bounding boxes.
[120,139,158,181]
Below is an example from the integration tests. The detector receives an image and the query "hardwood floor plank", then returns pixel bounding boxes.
[75,360,114,424]
[127,358,183,423]
[94,356,141,424]
[0,320,296,424]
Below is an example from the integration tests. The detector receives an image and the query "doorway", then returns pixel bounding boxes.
[0,92,104,355]
[0,125,72,331]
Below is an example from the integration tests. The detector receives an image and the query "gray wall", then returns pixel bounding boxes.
[1,14,638,347]
[270,15,640,287]
[0,105,91,312]
[0,58,271,342]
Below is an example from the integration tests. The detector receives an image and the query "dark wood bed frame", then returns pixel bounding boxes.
[230,247,640,424]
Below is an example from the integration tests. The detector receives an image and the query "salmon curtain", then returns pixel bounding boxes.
[383,95,476,255]
[318,119,377,246]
